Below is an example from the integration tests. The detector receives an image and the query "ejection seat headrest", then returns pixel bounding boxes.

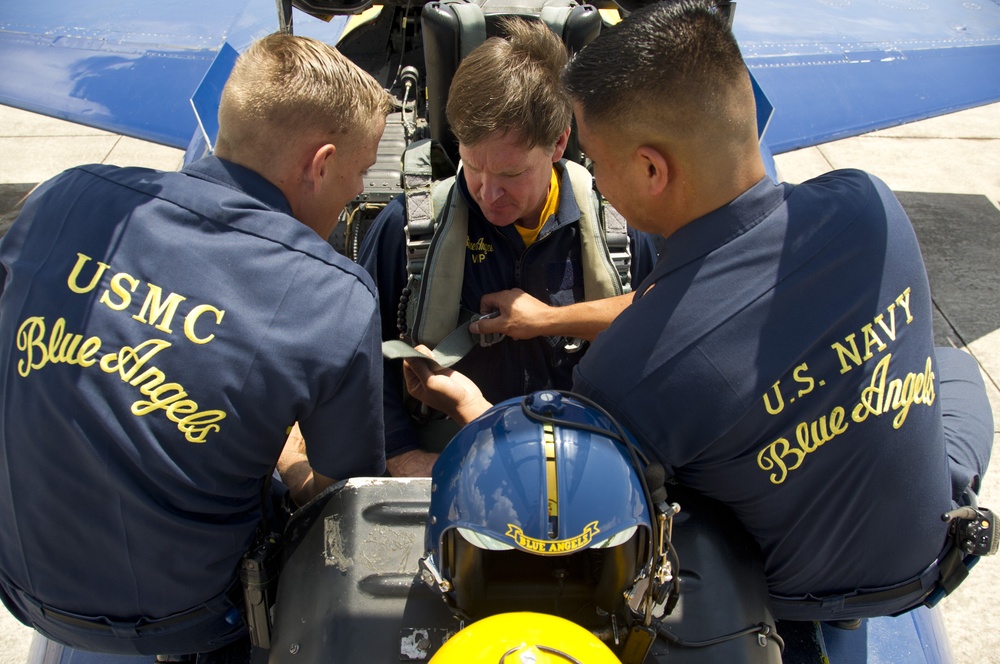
[420,0,602,165]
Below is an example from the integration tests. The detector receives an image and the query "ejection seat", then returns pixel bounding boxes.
[419,0,603,167]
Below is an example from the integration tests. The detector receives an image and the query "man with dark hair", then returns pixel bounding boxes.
[0,34,391,655]
[403,0,993,622]
[359,17,658,477]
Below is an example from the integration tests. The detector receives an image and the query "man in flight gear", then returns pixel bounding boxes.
[358,17,658,477]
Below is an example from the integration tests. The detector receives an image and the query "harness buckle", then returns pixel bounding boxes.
[471,311,504,347]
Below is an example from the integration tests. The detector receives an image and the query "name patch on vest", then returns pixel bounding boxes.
[467,236,493,264]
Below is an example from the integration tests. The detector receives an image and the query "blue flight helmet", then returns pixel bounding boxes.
[422,390,657,623]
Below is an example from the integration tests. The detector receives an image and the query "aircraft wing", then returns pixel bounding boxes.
[1,0,998,155]
[0,1,347,150]
[736,0,1000,154]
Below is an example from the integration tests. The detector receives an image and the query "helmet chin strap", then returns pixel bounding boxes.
[625,500,682,621]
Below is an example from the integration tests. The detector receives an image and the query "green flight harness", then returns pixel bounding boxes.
[382,138,632,368]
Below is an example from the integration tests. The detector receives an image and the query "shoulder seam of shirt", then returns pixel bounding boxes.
[73,165,376,298]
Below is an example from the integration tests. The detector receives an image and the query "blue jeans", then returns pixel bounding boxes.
[936,347,994,502]
[0,574,247,656]
[0,473,291,656]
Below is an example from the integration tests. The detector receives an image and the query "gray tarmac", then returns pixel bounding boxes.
[1,101,998,662]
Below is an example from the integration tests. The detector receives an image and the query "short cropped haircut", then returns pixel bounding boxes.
[217,33,393,158]
[447,17,572,150]
[563,0,755,142]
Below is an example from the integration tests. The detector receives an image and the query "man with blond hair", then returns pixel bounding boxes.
[0,33,391,656]
[359,17,657,477]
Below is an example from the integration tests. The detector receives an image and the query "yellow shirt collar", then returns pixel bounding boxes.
[515,166,559,247]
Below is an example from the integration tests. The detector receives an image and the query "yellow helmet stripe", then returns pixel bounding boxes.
[544,423,558,519]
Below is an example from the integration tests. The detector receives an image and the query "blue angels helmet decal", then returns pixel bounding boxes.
[425,390,653,561]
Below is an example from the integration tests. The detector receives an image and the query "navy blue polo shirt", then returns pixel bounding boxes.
[358,161,658,457]
[574,170,953,599]
[0,157,384,619]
